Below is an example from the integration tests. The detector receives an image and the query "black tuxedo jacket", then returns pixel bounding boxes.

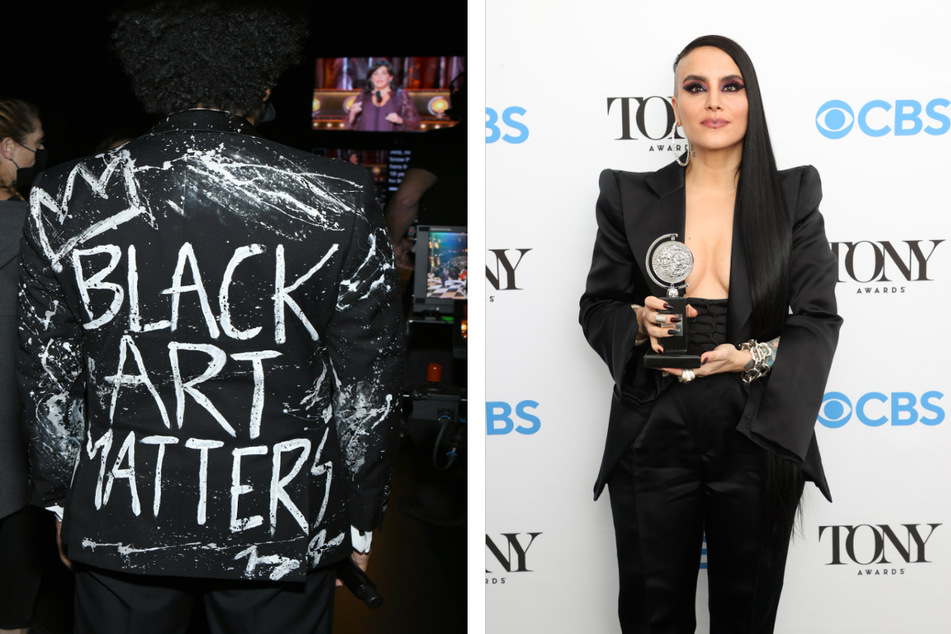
[580,160,841,502]
[18,110,404,581]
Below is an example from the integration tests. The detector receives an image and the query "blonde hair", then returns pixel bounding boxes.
[0,98,40,200]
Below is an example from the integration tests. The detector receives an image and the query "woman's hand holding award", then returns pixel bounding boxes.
[643,234,702,369]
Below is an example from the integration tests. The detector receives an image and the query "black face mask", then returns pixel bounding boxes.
[13,146,48,195]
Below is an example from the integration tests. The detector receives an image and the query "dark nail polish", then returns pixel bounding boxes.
[669,316,681,323]
[701,358,708,365]
[663,303,671,310]
[667,329,678,335]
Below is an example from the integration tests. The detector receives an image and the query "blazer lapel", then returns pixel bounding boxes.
[623,159,753,340]
[625,161,686,296]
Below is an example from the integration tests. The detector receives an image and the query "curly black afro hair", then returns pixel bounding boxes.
[112,0,307,116]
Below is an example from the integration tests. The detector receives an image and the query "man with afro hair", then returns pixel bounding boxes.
[18,2,404,631]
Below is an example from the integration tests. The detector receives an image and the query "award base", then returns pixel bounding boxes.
[643,352,702,369]
[642,296,699,369]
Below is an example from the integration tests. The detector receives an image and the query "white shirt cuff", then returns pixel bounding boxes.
[350,526,373,553]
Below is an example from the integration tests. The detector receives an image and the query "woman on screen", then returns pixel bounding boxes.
[579,35,841,633]
[344,60,420,131]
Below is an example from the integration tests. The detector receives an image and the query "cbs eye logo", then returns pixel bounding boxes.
[818,392,853,427]
[818,391,944,428]
[815,99,950,139]
[815,101,855,139]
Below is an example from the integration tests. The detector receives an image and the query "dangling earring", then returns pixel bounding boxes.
[677,142,692,167]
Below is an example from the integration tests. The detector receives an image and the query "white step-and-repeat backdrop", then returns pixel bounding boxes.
[485,1,951,632]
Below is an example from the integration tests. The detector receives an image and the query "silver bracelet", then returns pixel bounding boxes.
[738,339,772,386]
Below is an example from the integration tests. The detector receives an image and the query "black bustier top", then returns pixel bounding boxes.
[685,298,729,355]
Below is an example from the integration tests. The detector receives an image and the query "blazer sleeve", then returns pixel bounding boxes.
[579,169,658,401]
[740,165,842,461]
[17,176,87,508]
[325,169,405,531]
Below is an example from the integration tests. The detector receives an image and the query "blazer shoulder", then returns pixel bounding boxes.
[221,135,377,200]
[599,167,649,187]
[596,168,655,219]
[33,154,97,190]
[598,165,671,196]
[779,164,822,220]
[778,164,821,189]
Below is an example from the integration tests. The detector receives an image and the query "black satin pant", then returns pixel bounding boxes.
[607,374,801,634]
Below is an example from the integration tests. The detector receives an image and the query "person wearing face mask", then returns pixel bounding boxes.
[0,100,46,201]
[0,99,72,634]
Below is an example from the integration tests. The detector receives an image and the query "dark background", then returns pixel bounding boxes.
[8,2,469,633]
[9,1,467,164]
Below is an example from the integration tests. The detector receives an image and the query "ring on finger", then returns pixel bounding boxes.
[655,314,665,325]
[679,368,696,383]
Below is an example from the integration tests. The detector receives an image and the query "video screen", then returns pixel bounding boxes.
[312,56,465,132]
[423,229,467,301]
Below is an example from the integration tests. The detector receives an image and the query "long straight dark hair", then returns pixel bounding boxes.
[674,35,791,341]
[674,36,801,545]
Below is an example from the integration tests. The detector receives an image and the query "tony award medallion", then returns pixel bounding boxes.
[643,233,702,369]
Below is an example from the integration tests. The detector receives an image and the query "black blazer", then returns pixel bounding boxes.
[18,110,404,581]
[0,199,28,520]
[580,160,841,502]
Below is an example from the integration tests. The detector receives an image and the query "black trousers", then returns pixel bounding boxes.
[73,564,335,634]
[0,505,73,633]
[607,375,802,634]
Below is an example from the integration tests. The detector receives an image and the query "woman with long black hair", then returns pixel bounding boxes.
[580,35,841,633]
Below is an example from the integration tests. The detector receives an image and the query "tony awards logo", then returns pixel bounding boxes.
[644,233,701,369]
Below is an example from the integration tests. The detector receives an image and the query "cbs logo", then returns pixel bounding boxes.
[816,99,950,139]
[818,391,944,428]
[485,107,529,144]
[486,400,540,435]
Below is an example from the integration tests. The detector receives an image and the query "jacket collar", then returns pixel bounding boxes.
[636,159,752,341]
[628,160,687,296]
[645,159,686,199]
[148,109,256,137]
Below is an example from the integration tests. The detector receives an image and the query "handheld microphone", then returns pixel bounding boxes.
[336,558,384,608]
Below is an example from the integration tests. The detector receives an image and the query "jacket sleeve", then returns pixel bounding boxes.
[326,169,404,531]
[740,165,842,461]
[17,177,87,508]
[343,93,364,130]
[579,169,657,401]
[398,89,421,131]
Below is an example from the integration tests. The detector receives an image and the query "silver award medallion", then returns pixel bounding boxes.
[647,235,693,297]
[643,233,701,369]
